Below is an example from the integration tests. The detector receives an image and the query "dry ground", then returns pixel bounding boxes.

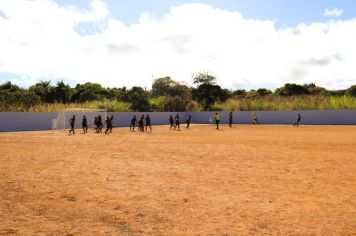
[0,125,355,236]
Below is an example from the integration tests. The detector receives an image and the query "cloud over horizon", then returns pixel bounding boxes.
[0,0,355,90]
[324,8,344,18]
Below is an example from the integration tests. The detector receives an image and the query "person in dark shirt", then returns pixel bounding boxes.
[169,115,174,130]
[174,114,180,131]
[109,115,114,133]
[139,115,145,132]
[69,115,75,135]
[186,115,192,129]
[82,115,88,134]
[130,115,137,131]
[145,114,152,132]
[97,116,103,133]
[93,116,98,131]
[293,113,302,127]
[229,111,233,128]
[105,117,112,134]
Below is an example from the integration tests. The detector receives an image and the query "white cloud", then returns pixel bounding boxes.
[324,8,344,18]
[0,1,355,89]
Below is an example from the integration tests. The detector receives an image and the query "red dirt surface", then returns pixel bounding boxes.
[0,125,355,235]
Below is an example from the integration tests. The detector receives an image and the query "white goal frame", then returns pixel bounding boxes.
[52,108,107,130]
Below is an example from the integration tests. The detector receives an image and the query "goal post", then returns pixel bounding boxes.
[52,108,107,130]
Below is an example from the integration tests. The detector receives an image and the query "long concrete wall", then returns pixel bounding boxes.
[189,110,356,125]
[0,110,355,132]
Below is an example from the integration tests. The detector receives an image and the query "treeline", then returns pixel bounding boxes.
[1,72,356,112]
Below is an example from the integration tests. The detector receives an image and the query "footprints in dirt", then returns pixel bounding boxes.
[0,229,17,235]
[60,194,76,202]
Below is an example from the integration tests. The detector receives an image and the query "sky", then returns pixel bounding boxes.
[0,0,356,90]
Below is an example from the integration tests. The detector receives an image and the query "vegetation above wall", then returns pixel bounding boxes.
[1,72,356,112]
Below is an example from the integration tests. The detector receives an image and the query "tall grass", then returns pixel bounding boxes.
[2,96,356,112]
[213,96,356,111]
[27,100,132,112]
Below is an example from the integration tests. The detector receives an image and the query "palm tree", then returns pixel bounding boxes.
[54,81,71,104]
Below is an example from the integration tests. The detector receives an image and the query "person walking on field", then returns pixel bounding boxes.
[109,115,114,133]
[82,115,88,134]
[139,114,145,132]
[69,115,76,135]
[293,113,302,127]
[93,116,98,131]
[130,115,137,131]
[169,115,174,130]
[105,117,112,134]
[145,114,152,132]
[214,113,221,130]
[252,112,259,125]
[174,114,180,131]
[97,116,103,133]
[229,111,233,128]
[186,115,192,129]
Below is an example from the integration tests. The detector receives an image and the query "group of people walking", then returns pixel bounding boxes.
[68,115,114,135]
[68,112,302,134]
[129,114,151,132]
[168,114,192,131]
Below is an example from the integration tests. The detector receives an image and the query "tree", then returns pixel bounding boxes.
[149,96,168,112]
[192,84,228,110]
[165,96,188,112]
[304,83,329,95]
[233,89,247,97]
[346,85,356,97]
[29,80,53,103]
[0,89,41,111]
[127,86,150,111]
[54,81,71,103]
[257,88,272,96]
[0,81,21,94]
[275,83,309,96]
[152,77,177,97]
[71,82,107,102]
[192,72,228,110]
[193,72,217,85]
[151,77,193,111]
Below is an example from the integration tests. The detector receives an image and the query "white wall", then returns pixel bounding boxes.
[0,110,355,132]
[188,110,356,125]
[0,112,57,132]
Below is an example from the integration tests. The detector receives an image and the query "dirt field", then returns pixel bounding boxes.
[0,125,355,235]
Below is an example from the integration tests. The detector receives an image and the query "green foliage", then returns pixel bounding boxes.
[96,100,132,112]
[192,84,229,110]
[54,81,71,103]
[275,83,310,96]
[0,89,41,111]
[0,81,21,93]
[1,79,356,112]
[29,81,53,103]
[303,83,329,95]
[193,72,217,85]
[149,96,168,112]
[191,72,231,110]
[127,86,150,111]
[151,77,176,97]
[214,96,356,111]
[151,77,192,111]
[71,82,108,102]
[233,89,246,97]
[346,85,356,97]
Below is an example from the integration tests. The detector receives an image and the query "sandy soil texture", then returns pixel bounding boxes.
[0,125,355,235]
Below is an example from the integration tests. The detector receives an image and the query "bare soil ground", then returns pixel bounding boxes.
[0,125,355,236]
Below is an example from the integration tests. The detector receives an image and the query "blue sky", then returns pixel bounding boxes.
[1,0,356,90]
[56,0,356,27]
